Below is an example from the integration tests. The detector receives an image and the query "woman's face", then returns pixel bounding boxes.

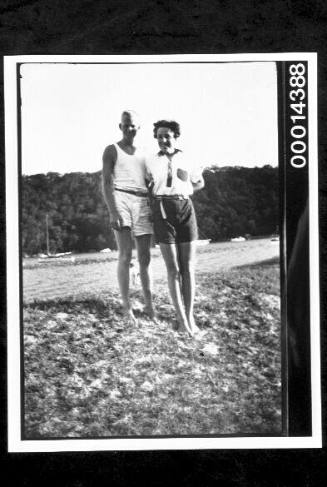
[156,127,176,154]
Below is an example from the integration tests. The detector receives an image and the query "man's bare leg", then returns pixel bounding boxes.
[160,243,192,335]
[135,234,155,319]
[114,228,137,324]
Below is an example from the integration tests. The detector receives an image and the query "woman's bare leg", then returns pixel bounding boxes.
[177,241,199,333]
[159,243,192,334]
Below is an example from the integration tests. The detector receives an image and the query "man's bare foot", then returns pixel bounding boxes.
[123,308,138,325]
[143,305,157,322]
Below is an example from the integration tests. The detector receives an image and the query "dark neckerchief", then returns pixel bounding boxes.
[158,148,181,157]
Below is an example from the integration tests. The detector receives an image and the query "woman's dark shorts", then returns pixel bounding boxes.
[152,198,198,244]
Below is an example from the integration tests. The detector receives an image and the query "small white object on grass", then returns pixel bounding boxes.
[140,381,154,392]
[202,343,219,356]
[109,389,122,399]
[55,312,69,320]
[130,261,140,287]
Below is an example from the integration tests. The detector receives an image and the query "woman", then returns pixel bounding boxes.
[146,120,204,336]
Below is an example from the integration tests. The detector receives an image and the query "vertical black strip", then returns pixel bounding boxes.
[286,60,311,436]
[277,61,289,436]
[16,63,24,439]
[279,61,312,435]
[1,63,8,455]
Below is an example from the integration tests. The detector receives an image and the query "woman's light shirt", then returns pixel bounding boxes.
[145,150,202,197]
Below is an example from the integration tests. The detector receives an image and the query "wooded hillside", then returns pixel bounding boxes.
[21,166,279,255]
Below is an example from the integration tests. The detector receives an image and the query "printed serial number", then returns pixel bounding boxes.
[289,63,307,168]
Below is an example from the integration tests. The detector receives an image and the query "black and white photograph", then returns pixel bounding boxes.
[4,54,321,451]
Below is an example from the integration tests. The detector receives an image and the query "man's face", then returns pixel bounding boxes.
[157,127,176,153]
[119,114,140,140]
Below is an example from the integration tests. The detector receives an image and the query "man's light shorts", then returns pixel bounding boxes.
[114,191,153,236]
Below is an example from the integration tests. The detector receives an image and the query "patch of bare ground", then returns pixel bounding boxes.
[23,239,279,302]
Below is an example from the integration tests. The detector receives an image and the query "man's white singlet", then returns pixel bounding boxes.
[113,143,147,192]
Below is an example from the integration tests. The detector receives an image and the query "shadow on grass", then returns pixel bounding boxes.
[23,289,151,320]
[23,293,121,316]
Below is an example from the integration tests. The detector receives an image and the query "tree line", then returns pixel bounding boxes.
[21,166,279,256]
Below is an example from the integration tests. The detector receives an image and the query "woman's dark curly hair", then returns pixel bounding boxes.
[153,120,181,139]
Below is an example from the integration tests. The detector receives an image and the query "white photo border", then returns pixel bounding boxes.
[4,53,321,452]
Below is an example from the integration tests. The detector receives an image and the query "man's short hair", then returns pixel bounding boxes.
[121,110,140,122]
[153,120,181,139]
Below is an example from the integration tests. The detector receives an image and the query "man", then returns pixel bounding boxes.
[102,110,155,324]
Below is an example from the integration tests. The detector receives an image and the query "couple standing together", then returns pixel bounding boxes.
[102,110,204,337]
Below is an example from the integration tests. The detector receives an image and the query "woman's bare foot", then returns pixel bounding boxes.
[187,315,200,335]
[174,316,193,336]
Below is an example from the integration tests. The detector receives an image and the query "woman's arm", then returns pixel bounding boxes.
[191,174,205,192]
[176,153,205,192]
[176,167,204,191]
[190,165,205,192]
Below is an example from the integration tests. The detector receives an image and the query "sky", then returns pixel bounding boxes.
[20,61,278,175]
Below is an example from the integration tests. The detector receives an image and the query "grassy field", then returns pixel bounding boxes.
[23,240,281,438]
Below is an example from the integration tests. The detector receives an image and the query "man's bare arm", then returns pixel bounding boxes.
[102,145,123,230]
